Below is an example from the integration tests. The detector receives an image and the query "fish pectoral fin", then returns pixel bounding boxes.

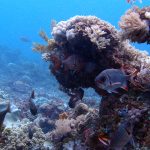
[98,137,110,146]
[107,90,112,93]
[112,90,119,94]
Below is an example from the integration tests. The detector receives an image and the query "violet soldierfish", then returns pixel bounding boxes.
[109,121,134,150]
[95,69,128,93]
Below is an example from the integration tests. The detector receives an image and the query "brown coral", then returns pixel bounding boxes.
[119,6,150,43]
[33,14,150,149]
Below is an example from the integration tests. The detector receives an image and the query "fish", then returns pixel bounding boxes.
[28,124,36,139]
[29,90,38,116]
[95,69,129,93]
[68,88,84,108]
[20,36,31,43]
[109,121,134,150]
[62,54,85,73]
[126,0,142,4]
[0,101,10,130]
[98,136,110,146]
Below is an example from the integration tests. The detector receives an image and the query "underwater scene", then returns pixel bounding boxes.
[0,0,150,149]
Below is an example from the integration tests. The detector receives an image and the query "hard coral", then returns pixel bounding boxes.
[34,15,121,91]
[0,119,47,150]
[49,118,76,143]
[52,16,119,51]
[116,41,150,91]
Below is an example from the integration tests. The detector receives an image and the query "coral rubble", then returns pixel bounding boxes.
[0,119,47,150]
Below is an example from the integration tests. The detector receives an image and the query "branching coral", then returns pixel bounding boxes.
[33,30,58,53]
[119,6,150,43]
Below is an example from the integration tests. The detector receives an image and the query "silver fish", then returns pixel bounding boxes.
[0,101,10,130]
[20,36,31,43]
[109,121,133,150]
[95,69,128,93]
[29,90,37,116]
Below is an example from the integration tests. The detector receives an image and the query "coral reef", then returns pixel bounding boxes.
[34,16,120,91]
[34,14,150,95]
[0,119,48,150]
[119,6,150,43]
[33,11,150,149]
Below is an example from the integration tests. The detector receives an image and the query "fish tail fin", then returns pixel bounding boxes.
[121,83,128,91]
[31,90,35,99]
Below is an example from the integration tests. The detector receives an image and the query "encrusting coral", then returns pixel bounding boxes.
[119,6,150,43]
[33,7,150,150]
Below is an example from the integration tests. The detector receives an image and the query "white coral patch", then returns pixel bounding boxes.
[145,12,150,19]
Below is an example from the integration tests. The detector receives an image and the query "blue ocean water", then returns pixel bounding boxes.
[0,0,149,60]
